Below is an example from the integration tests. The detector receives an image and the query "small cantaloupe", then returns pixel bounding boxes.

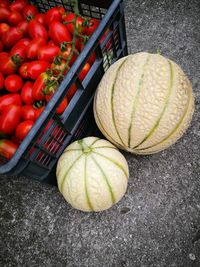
[93,52,194,154]
[56,137,129,212]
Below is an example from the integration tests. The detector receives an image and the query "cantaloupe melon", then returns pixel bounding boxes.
[93,52,194,154]
[56,137,129,212]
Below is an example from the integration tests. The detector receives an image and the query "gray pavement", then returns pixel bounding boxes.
[0,0,200,266]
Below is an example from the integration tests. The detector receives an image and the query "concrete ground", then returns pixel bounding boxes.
[0,0,200,266]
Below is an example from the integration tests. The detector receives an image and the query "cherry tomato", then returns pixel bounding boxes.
[15,120,34,141]
[27,61,51,80]
[26,37,46,60]
[20,81,34,104]
[84,18,100,36]
[0,23,10,35]
[49,20,72,45]
[8,11,23,26]
[19,62,30,79]
[5,74,23,93]
[0,104,21,135]
[34,13,46,25]
[78,41,96,65]
[46,93,68,115]
[15,38,31,47]
[45,7,63,26]
[21,105,36,121]
[56,6,65,16]
[0,54,19,75]
[0,94,22,112]
[10,43,27,63]
[0,72,4,90]
[60,44,78,66]
[2,27,23,49]
[32,72,49,100]
[79,62,90,81]
[17,20,29,36]
[66,83,77,100]
[63,12,84,35]
[28,20,48,41]
[38,45,60,62]
[0,0,9,9]
[35,106,45,120]
[10,0,28,12]
[0,7,10,22]
[23,4,39,20]
[0,139,18,160]
[51,59,68,76]
[48,40,56,46]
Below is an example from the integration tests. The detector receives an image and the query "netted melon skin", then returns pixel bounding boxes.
[56,137,129,212]
[94,52,194,154]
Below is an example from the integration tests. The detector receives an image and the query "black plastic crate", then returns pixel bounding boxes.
[0,0,128,183]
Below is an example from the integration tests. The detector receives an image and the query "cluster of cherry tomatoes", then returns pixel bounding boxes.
[0,0,100,160]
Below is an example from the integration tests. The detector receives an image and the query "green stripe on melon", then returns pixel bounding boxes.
[94,52,194,154]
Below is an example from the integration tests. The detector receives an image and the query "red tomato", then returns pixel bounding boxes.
[21,105,36,121]
[0,23,10,35]
[0,72,4,90]
[28,20,48,41]
[20,81,34,104]
[10,0,28,12]
[51,59,68,76]
[8,11,23,26]
[0,7,10,22]
[0,40,3,52]
[48,40,56,46]
[49,20,72,45]
[38,45,60,62]
[0,54,19,75]
[0,104,21,135]
[56,6,65,16]
[15,120,34,141]
[0,0,9,9]
[78,42,96,65]
[34,13,46,25]
[79,62,90,81]
[0,94,22,112]
[84,18,100,36]
[60,44,78,66]
[10,43,27,62]
[45,7,63,26]
[27,61,51,80]
[46,94,68,115]
[0,52,9,57]
[56,96,68,114]
[32,72,49,100]
[63,13,84,35]
[15,38,31,47]
[2,27,23,49]
[0,139,18,160]
[26,37,46,60]
[5,74,23,93]
[66,83,77,100]
[19,62,30,79]
[35,106,45,120]
[23,4,39,20]
[17,20,29,36]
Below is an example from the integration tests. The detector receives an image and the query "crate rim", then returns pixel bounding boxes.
[0,0,123,174]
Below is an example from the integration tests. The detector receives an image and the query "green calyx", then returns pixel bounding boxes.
[77,139,93,154]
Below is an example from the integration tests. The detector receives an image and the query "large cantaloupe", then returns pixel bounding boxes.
[56,137,129,212]
[94,52,195,154]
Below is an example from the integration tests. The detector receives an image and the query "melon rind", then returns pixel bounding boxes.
[94,52,194,154]
[56,137,129,212]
